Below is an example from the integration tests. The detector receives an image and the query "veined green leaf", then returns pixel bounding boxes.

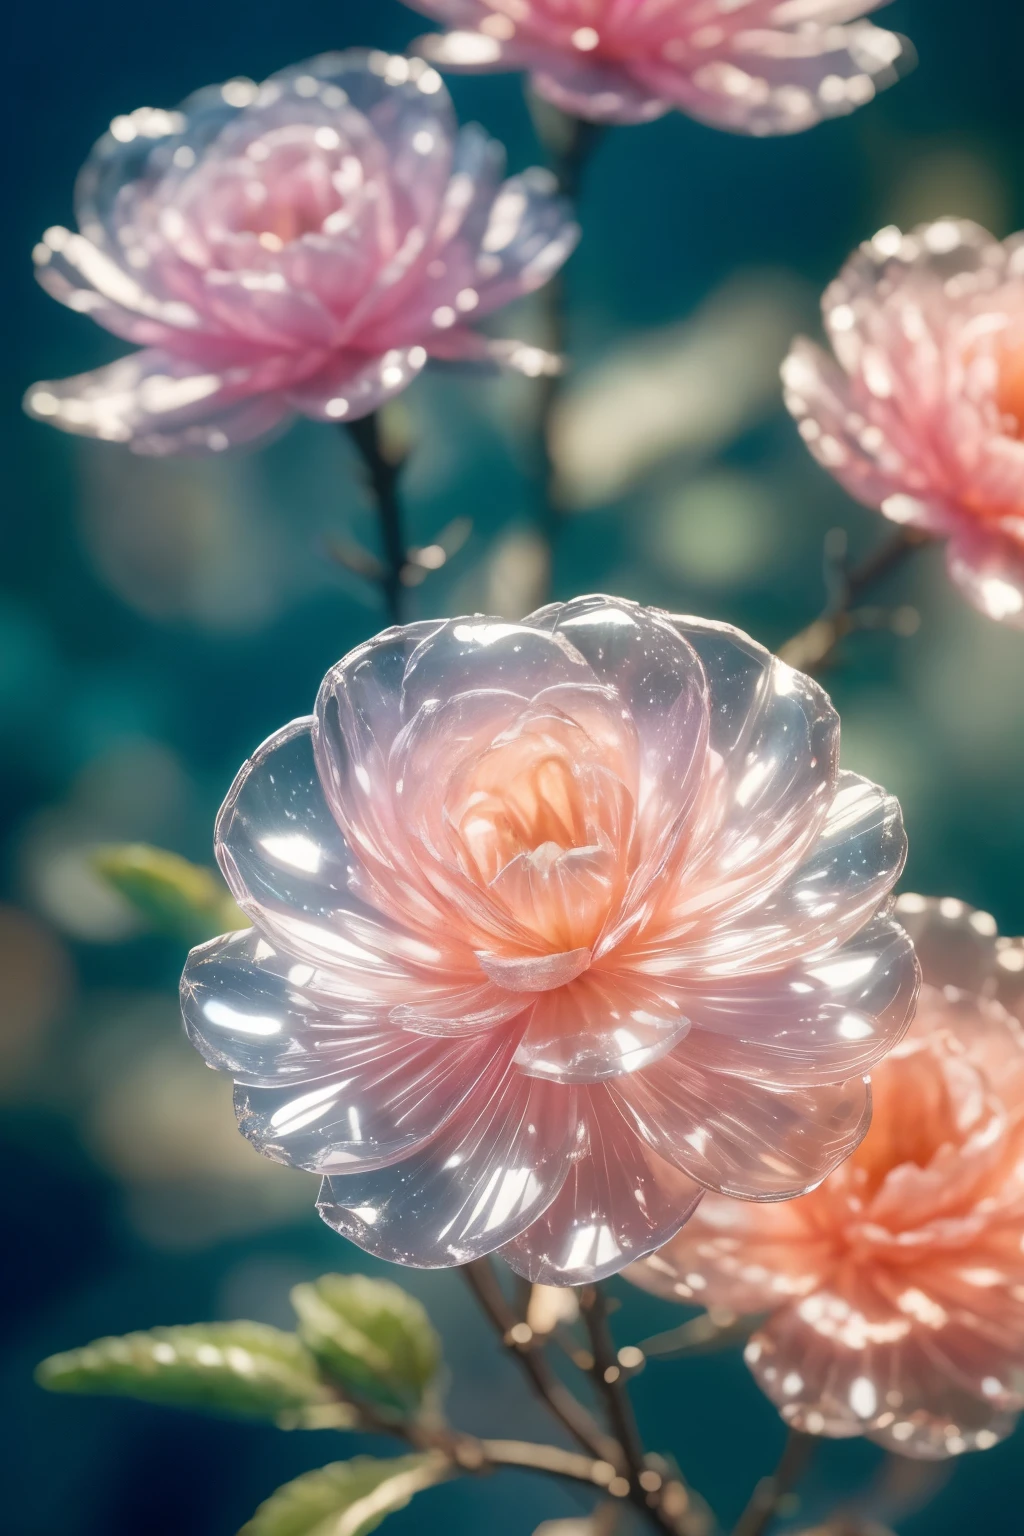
[291,1274,442,1417]
[240,1454,450,1536]
[36,1321,336,1424]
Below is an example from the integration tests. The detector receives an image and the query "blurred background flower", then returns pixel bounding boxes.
[784,218,1024,628]
[5,1,1024,1534]
[24,50,576,454]
[628,895,1024,1461]
[408,0,910,133]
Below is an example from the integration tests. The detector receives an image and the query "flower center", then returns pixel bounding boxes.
[454,738,588,887]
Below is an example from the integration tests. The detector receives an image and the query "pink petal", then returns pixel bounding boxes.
[500,1086,703,1285]
[514,967,691,1083]
[680,913,919,1087]
[893,892,1001,996]
[645,615,839,937]
[477,946,592,991]
[286,345,428,423]
[676,771,908,974]
[946,528,1024,629]
[749,1277,1019,1455]
[612,1050,871,1199]
[23,348,295,456]
[215,717,486,1001]
[632,20,909,137]
[316,1053,577,1266]
[628,1186,831,1314]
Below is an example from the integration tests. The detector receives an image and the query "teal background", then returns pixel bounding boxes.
[2,2,1023,1532]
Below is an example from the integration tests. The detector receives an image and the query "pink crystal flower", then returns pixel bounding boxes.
[24,51,577,456]
[406,1,909,132]
[784,219,1024,628]
[629,895,1024,1458]
[180,596,917,1283]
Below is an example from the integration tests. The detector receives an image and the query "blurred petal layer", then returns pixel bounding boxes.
[629,898,1024,1458]
[25,51,577,453]
[784,219,1024,628]
[181,597,915,1278]
[407,1,910,131]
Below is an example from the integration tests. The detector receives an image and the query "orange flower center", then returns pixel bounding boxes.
[996,338,1024,437]
[848,1043,960,1199]
[453,734,589,886]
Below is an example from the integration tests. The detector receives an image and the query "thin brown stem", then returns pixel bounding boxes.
[731,1428,816,1536]
[779,527,929,675]
[343,413,408,624]
[579,1285,707,1536]
[461,1259,620,1466]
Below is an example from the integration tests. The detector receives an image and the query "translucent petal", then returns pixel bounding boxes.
[23,349,294,456]
[400,617,596,720]
[674,771,908,974]
[500,1088,703,1285]
[749,1277,1019,1456]
[893,892,1001,995]
[612,1051,871,1200]
[946,529,1024,630]
[681,914,919,1087]
[287,346,428,423]
[514,968,691,1084]
[316,1056,577,1266]
[232,1026,506,1174]
[214,716,453,976]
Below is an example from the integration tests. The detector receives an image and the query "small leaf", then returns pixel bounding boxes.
[240,1454,450,1536]
[36,1321,335,1423]
[291,1274,442,1417]
[92,843,245,945]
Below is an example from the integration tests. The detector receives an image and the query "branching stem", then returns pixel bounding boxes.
[343,413,408,624]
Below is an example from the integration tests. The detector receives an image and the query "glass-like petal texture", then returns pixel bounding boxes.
[25,51,577,453]
[182,597,914,1277]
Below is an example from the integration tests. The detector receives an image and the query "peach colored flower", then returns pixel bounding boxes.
[23,51,576,456]
[629,894,1024,1459]
[406,1,909,132]
[180,596,916,1282]
[784,219,1024,628]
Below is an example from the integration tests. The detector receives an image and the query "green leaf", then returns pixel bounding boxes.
[36,1321,340,1425]
[291,1274,442,1417]
[240,1454,450,1536]
[92,843,245,945]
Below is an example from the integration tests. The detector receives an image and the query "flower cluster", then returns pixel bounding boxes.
[785,219,1024,628]
[630,895,1024,1458]
[407,0,910,132]
[181,596,916,1285]
[24,51,576,455]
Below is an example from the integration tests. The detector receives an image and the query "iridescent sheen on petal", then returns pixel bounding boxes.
[785,218,1024,627]
[181,598,913,1278]
[25,51,578,454]
[406,1,910,132]
[629,904,1024,1457]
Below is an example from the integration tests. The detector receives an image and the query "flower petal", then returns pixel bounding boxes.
[681,914,919,1087]
[500,1087,703,1285]
[677,771,908,974]
[627,1188,830,1314]
[215,716,463,981]
[946,528,1024,629]
[287,346,428,423]
[893,892,1001,995]
[748,1277,1019,1456]
[23,349,295,455]
[612,1051,871,1200]
[316,1053,577,1266]
[514,968,691,1084]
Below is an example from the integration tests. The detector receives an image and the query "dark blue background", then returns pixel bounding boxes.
[3,3,1023,1533]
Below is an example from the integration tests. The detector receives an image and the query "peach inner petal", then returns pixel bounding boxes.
[996,337,1024,437]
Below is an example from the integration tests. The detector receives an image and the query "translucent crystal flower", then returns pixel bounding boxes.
[180,596,917,1283]
[629,894,1024,1458]
[784,219,1024,628]
[24,51,576,456]
[406,1,909,132]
